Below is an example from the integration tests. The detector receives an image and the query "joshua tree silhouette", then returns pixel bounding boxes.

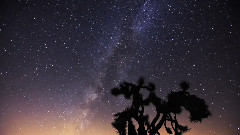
[111,77,211,135]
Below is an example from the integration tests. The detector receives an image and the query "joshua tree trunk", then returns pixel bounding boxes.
[137,110,147,135]
[128,120,137,135]
[137,124,147,135]
[149,113,166,135]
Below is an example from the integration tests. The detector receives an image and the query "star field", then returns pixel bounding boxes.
[0,0,240,135]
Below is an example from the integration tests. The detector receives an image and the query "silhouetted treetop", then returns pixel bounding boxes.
[180,81,189,91]
[110,77,211,135]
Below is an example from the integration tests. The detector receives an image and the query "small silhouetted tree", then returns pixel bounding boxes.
[111,77,211,135]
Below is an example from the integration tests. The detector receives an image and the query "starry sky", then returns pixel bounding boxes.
[0,0,240,135]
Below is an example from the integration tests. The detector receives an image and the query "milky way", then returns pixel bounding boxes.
[0,0,240,135]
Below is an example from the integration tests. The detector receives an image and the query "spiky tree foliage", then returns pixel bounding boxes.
[111,77,211,135]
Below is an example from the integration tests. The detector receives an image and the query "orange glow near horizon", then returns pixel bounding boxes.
[2,110,231,135]
[3,113,115,135]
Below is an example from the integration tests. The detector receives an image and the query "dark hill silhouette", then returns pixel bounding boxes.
[111,77,211,135]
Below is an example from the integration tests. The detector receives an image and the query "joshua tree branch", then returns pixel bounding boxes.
[149,111,160,130]
[149,113,166,135]
[168,113,178,133]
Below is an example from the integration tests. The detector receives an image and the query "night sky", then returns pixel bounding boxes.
[0,0,240,135]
